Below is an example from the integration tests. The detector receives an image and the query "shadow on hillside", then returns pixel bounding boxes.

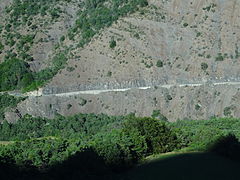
[123,152,240,180]
[208,134,240,161]
[124,134,240,180]
[0,148,114,180]
[1,135,240,180]
[46,148,114,180]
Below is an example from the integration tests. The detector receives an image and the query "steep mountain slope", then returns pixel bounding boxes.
[46,0,240,93]
[0,0,78,70]
[1,0,240,122]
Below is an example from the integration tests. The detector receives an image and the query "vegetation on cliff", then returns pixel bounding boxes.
[0,0,148,92]
[0,58,34,91]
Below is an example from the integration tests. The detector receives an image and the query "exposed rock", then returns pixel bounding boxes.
[5,83,240,122]
[2,0,240,121]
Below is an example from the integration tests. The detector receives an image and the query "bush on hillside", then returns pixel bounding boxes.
[123,116,180,154]
[0,58,34,91]
[92,129,147,169]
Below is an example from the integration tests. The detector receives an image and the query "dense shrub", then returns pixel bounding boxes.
[0,113,124,141]
[7,0,62,26]
[22,52,68,92]
[151,110,168,121]
[0,42,4,51]
[0,58,34,91]
[0,138,85,170]
[123,117,180,154]
[0,114,181,171]
[1,114,240,175]
[188,128,224,151]
[74,0,148,47]
[215,53,225,61]
[0,144,112,180]
[201,62,208,70]
[156,60,163,68]
[172,118,240,150]
[92,129,147,169]
[109,39,117,49]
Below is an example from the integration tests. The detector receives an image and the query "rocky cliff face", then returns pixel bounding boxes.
[46,0,240,92]
[2,0,240,122]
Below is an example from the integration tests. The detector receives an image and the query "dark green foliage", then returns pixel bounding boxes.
[235,47,240,59]
[49,8,61,19]
[4,24,11,32]
[156,60,163,68]
[92,129,147,168]
[2,31,34,62]
[60,35,65,42]
[16,34,35,53]
[123,117,180,154]
[51,52,68,72]
[67,104,72,109]
[151,110,168,121]
[196,32,201,37]
[0,138,72,169]
[23,52,68,92]
[79,98,87,106]
[21,80,44,92]
[66,66,75,72]
[109,39,117,49]
[1,113,240,177]
[0,113,124,141]
[188,127,224,151]
[0,113,128,171]
[73,0,148,46]
[195,104,201,111]
[172,118,240,150]
[134,33,140,39]
[203,3,217,12]
[201,62,208,70]
[166,94,173,101]
[0,58,34,91]
[6,0,63,28]
[0,42,4,51]
[107,71,112,77]
[0,25,3,34]
[183,23,188,27]
[0,0,69,92]
[224,106,232,117]
[0,113,181,172]
[215,53,225,61]
[0,146,113,180]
